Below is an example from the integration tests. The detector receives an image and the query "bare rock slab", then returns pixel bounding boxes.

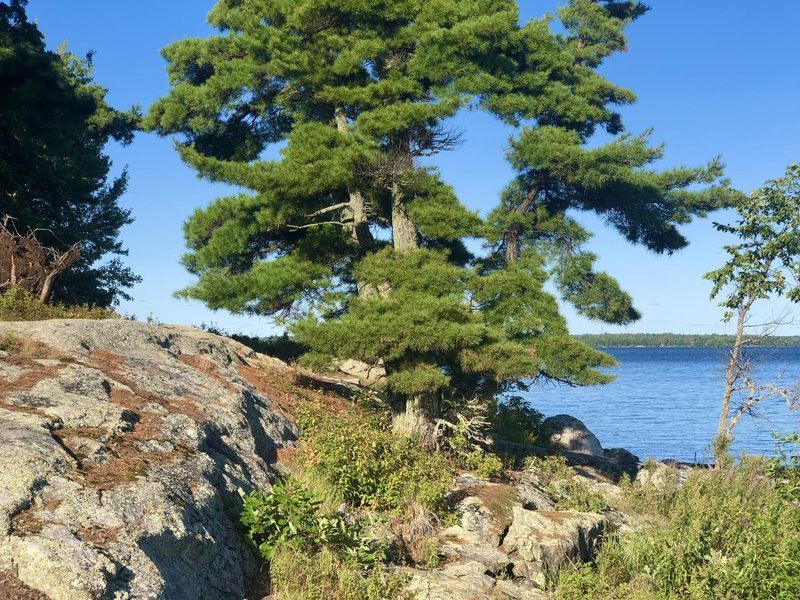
[502,507,606,586]
[0,320,298,599]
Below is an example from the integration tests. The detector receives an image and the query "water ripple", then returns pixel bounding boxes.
[523,347,800,462]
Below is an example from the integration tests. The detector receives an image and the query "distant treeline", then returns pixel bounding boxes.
[575,333,800,348]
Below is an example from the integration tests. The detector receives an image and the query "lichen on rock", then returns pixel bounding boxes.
[0,320,298,599]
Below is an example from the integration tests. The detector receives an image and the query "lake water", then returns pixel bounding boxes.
[523,347,800,463]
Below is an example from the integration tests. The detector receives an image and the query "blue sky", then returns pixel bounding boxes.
[23,1,800,336]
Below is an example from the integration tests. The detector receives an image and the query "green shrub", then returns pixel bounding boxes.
[444,420,506,479]
[239,478,378,565]
[612,466,680,518]
[557,455,800,599]
[0,286,114,321]
[411,536,442,569]
[523,454,607,512]
[527,454,575,485]
[460,449,505,480]
[489,396,543,444]
[299,409,452,516]
[549,478,608,513]
[270,546,411,600]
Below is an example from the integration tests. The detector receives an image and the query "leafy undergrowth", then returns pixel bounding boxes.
[240,478,412,599]
[239,402,455,598]
[0,287,115,321]
[557,439,800,599]
[489,395,544,445]
[270,546,411,600]
[297,404,453,517]
[526,454,609,513]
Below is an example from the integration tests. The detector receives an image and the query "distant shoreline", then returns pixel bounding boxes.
[574,333,800,348]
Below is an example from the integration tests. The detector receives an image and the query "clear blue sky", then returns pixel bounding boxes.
[24,1,800,336]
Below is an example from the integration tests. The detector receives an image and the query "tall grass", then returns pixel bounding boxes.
[558,450,800,599]
[0,287,114,321]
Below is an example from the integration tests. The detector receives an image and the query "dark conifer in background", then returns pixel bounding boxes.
[0,0,141,306]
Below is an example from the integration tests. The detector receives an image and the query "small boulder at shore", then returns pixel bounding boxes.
[541,414,604,457]
[604,447,641,464]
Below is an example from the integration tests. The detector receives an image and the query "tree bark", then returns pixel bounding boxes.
[335,109,372,250]
[503,187,538,263]
[504,224,521,263]
[392,394,434,442]
[715,297,752,465]
[335,108,376,297]
[391,182,419,252]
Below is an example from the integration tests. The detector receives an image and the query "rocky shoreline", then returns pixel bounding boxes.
[0,320,680,599]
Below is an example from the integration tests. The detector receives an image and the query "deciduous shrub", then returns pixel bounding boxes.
[489,396,543,444]
[526,454,608,512]
[270,546,411,600]
[298,409,452,516]
[239,478,377,565]
[459,449,505,480]
[444,420,505,479]
[526,454,575,485]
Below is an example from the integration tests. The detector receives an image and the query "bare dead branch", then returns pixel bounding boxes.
[0,214,81,303]
[307,202,351,219]
[286,220,347,231]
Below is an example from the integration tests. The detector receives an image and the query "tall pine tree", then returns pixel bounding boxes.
[148,0,738,426]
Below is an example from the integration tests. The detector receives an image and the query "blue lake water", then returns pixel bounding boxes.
[523,347,800,463]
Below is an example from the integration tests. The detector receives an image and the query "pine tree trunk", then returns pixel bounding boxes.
[392,394,433,441]
[504,225,521,263]
[335,108,376,297]
[391,182,419,252]
[503,187,538,263]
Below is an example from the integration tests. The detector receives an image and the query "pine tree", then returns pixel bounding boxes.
[0,0,141,306]
[484,1,739,325]
[149,0,737,426]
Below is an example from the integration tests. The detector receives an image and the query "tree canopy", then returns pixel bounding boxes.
[704,164,800,462]
[148,0,738,422]
[0,0,140,306]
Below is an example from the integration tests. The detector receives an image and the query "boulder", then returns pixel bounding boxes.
[337,358,385,386]
[452,482,519,547]
[0,320,298,600]
[512,472,556,512]
[604,447,640,465]
[541,415,604,457]
[436,525,512,574]
[403,562,549,600]
[404,563,496,600]
[634,461,679,491]
[502,507,606,586]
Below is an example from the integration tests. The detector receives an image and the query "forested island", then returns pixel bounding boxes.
[576,333,800,348]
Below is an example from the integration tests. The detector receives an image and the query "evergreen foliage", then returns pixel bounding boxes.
[0,0,140,306]
[149,1,736,420]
